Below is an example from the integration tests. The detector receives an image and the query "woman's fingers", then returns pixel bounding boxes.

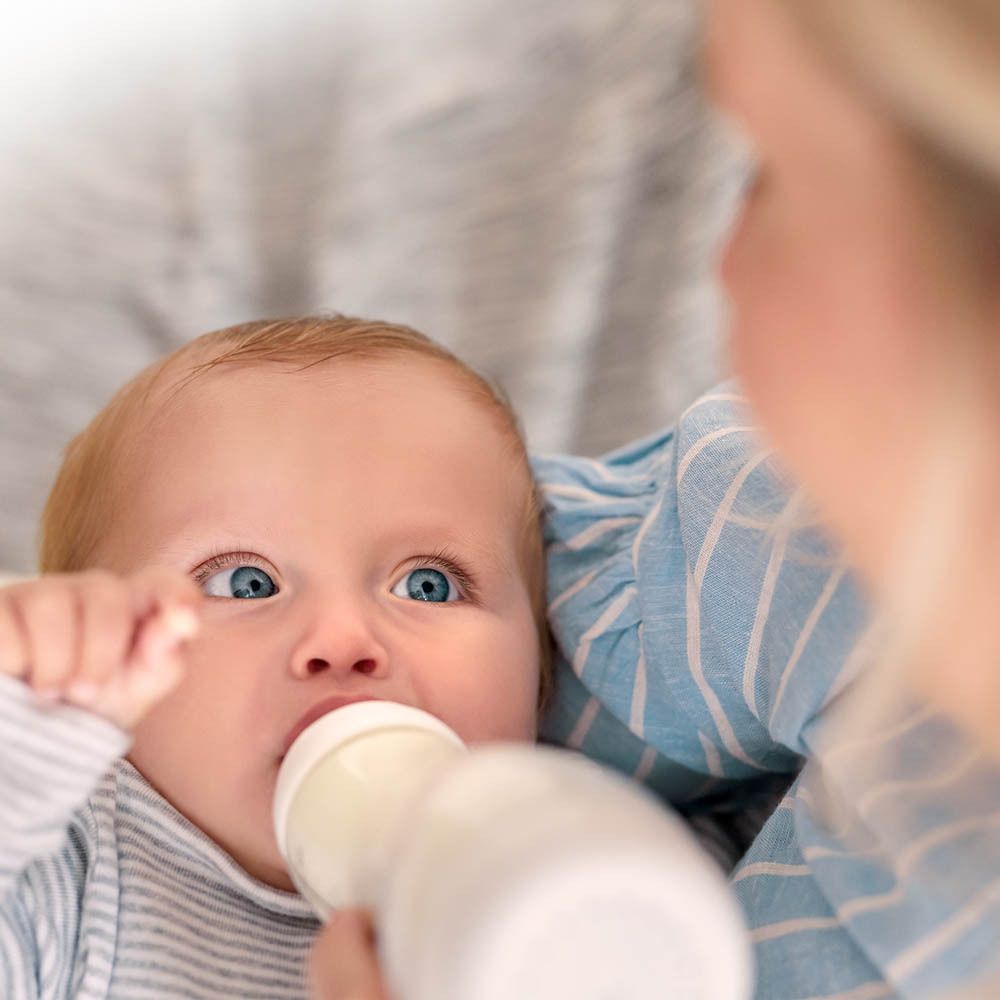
[308,910,391,1000]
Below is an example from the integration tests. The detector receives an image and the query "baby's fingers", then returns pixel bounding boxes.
[86,603,199,731]
[91,639,187,731]
[0,586,29,682]
[5,580,78,698]
[91,571,201,730]
[0,569,202,730]
[69,571,141,702]
[127,566,201,627]
[131,603,199,673]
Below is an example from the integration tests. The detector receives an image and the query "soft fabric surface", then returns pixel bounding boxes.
[0,0,740,572]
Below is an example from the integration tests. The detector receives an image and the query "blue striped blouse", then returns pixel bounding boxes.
[533,386,1000,999]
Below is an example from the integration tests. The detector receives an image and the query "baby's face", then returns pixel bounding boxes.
[96,356,541,889]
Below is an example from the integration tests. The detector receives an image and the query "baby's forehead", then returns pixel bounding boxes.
[111,351,536,562]
[164,353,514,457]
[137,352,526,487]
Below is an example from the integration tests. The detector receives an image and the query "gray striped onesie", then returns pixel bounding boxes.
[0,675,320,999]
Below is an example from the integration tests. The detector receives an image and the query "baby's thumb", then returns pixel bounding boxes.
[308,910,390,1000]
[95,605,198,731]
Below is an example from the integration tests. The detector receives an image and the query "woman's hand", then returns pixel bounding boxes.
[309,910,392,1000]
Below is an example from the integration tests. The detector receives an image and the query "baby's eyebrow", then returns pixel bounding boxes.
[392,526,519,579]
[141,523,263,567]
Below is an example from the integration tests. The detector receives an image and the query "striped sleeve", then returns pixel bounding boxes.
[0,674,129,995]
[534,385,869,792]
[534,384,1000,997]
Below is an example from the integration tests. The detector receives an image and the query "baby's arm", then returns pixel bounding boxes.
[0,569,200,986]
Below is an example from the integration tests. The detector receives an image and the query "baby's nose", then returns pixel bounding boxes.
[289,605,390,681]
[301,656,379,677]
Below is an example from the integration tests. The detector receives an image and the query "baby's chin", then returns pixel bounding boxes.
[127,753,296,891]
[252,855,298,893]
[217,829,298,893]
[222,808,300,892]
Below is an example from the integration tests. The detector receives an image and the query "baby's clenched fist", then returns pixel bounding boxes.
[0,568,201,730]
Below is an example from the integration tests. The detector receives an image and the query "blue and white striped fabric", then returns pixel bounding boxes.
[534,385,1000,999]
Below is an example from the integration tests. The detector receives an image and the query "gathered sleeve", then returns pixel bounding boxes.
[534,385,870,798]
[535,385,1000,997]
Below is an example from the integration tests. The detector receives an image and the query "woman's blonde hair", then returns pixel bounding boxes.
[771,0,1000,744]
[777,1,1000,199]
[39,315,553,704]
[768,0,1000,721]
[766,9,1000,992]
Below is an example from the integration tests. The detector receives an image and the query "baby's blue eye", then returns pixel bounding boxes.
[392,568,457,603]
[203,565,277,599]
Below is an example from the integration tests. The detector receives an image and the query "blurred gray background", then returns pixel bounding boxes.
[0,0,742,573]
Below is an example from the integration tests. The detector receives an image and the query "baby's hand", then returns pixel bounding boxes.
[0,568,201,730]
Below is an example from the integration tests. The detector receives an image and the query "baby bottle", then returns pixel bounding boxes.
[273,701,752,1000]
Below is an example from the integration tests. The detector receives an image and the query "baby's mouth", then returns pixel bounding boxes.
[279,694,379,760]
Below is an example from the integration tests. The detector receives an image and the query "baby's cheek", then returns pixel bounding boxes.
[478,671,539,742]
[427,668,535,745]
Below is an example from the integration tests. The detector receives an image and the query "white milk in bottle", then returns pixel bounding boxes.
[273,701,752,1000]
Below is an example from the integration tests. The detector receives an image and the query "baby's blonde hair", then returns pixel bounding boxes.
[40,315,553,704]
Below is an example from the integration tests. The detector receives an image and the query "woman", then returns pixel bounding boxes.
[312,1,1000,996]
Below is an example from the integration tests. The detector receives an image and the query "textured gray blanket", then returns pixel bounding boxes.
[0,0,741,572]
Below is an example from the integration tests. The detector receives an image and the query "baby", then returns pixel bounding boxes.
[0,315,551,998]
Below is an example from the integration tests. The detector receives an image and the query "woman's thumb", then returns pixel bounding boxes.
[308,910,390,1000]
